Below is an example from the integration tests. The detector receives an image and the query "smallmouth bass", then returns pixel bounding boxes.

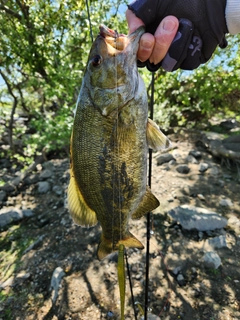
[68,25,170,260]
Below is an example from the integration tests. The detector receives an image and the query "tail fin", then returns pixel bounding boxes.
[97,232,144,260]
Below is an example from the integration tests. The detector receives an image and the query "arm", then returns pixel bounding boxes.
[226,0,240,34]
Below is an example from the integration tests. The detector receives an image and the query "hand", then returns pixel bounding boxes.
[127,0,228,71]
[126,9,179,65]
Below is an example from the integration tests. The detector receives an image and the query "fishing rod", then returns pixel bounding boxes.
[144,72,155,320]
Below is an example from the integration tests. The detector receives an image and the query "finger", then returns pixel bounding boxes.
[138,33,155,62]
[149,16,179,64]
[126,9,144,34]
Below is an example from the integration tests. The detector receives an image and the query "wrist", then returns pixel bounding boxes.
[128,0,165,26]
[226,0,240,34]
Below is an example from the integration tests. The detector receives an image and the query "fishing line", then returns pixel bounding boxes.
[85,0,93,43]
[125,251,138,320]
[144,72,155,320]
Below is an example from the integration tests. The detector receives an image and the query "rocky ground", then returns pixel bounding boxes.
[0,127,240,320]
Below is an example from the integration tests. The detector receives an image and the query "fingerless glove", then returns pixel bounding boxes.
[128,0,228,71]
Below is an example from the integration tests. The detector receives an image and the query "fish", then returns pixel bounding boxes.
[67,24,171,260]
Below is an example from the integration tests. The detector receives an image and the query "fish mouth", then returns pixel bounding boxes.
[99,24,128,52]
[99,24,145,54]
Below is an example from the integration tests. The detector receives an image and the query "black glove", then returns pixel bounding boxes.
[128,0,228,71]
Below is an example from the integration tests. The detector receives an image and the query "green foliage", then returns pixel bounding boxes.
[0,1,239,165]
[152,35,240,129]
[0,0,128,164]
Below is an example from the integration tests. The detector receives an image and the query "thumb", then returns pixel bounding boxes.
[126,9,145,34]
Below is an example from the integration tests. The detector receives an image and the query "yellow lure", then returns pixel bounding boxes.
[117,244,126,320]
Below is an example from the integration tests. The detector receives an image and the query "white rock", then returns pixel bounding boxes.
[199,162,209,172]
[0,208,34,228]
[207,235,227,249]
[168,205,227,231]
[177,273,185,286]
[219,198,233,207]
[50,267,65,303]
[140,314,160,320]
[203,252,221,269]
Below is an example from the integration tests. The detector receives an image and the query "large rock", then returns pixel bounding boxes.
[168,205,227,231]
[0,208,34,228]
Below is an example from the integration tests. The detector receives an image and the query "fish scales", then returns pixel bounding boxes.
[68,25,171,260]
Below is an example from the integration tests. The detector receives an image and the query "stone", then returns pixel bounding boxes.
[168,205,227,231]
[140,314,160,320]
[1,183,15,193]
[0,208,34,228]
[199,162,209,172]
[203,251,221,269]
[176,164,190,174]
[37,181,51,194]
[197,194,206,201]
[42,161,55,171]
[52,185,62,196]
[0,276,14,289]
[177,273,185,286]
[16,271,31,280]
[24,174,39,185]
[185,155,198,164]
[209,166,219,176]
[50,267,65,303]
[0,190,7,202]
[207,235,227,249]
[219,198,233,207]
[156,153,175,165]
[23,235,46,254]
[189,150,202,159]
[39,169,52,180]
[172,266,182,275]
[11,176,22,186]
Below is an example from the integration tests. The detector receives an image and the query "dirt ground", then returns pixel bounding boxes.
[1,130,240,320]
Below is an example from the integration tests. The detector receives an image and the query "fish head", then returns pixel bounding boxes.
[83,24,145,115]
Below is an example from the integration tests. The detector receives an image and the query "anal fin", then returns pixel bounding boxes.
[131,186,159,219]
[67,169,98,227]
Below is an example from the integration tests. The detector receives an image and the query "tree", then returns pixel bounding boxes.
[0,0,128,163]
[151,35,240,130]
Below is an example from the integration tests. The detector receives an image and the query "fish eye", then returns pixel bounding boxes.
[91,55,102,67]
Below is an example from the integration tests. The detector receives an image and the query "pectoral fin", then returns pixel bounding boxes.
[147,118,171,151]
[132,186,160,219]
[67,169,98,227]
